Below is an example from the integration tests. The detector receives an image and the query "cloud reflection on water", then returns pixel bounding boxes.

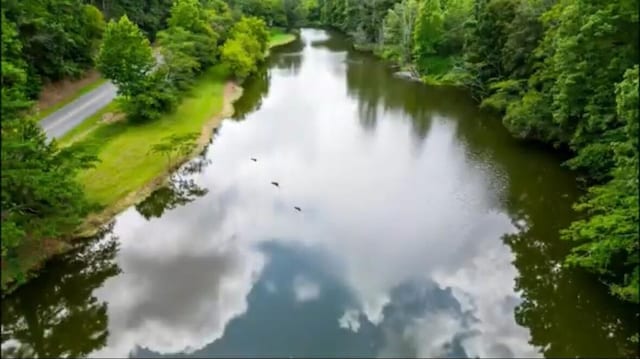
[89,28,538,358]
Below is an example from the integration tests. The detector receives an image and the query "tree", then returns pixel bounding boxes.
[1,117,97,265]
[0,13,31,119]
[203,0,236,43]
[221,15,269,79]
[97,15,155,97]
[413,0,444,72]
[157,27,201,91]
[83,4,107,56]
[561,66,639,303]
[118,68,178,122]
[221,34,257,79]
[167,0,219,67]
[462,0,517,97]
[231,16,270,55]
[438,0,472,56]
[283,0,307,29]
[381,0,419,65]
[497,0,639,304]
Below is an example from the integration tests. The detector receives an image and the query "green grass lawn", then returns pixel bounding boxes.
[36,77,108,120]
[269,28,297,48]
[66,65,229,207]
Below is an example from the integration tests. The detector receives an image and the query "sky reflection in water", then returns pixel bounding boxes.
[92,29,536,358]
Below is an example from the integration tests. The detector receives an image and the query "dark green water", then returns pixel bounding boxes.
[2,29,638,358]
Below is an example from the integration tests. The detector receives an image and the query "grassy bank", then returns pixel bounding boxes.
[72,65,240,229]
[269,28,297,48]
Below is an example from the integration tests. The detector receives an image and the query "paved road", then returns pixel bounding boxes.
[40,81,117,140]
[41,53,164,140]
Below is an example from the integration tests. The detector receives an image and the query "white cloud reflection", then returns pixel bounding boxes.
[90,205,266,358]
[338,309,362,333]
[293,275,321,303]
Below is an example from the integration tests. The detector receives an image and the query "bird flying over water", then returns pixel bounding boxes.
[271,181,280,187]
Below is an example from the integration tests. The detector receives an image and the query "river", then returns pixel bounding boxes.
[2,29,638,358]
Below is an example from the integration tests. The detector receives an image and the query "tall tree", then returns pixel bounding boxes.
[0,13,31,119]
[166,0,219,67]
[412,0,444,73]
[381,0,419,65]
[221,16,269,79]
[96,15,155,97]
[1,118,97,266]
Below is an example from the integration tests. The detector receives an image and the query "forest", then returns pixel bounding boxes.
[1,0,638,306]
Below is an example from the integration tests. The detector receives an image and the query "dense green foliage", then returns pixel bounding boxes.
[86,0,174,40]
[1,1,101,280]
[380,0,418,65]
[412,0,443,71]
[561,67,639,303]
[225,0,318,29]
[1,119,97,261]
[315,0,639,303]
[496,0,639,303]
[97,15,155,96]
[314,0,471,74]
[1,12,31,120]
[221,16,270,79]
[2,0,105,97]
[96,15,176,121]
[317,0,398,46]
[165,0,220,67]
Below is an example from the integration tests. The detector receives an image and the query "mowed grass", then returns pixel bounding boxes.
[269,28,296,48]
[67,65,229,207]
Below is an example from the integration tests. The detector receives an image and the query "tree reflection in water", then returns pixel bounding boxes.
[504,228,640,357]
[231,68,271,122]
[135,153,211,220]
[1,224,120,359]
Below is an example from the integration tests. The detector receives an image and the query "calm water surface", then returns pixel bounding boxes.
[2,29,638,358]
